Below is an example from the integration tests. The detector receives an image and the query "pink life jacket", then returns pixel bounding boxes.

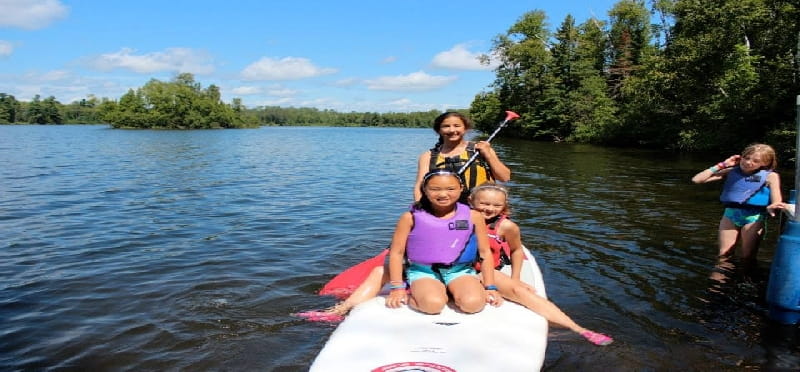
[475,215,512,271]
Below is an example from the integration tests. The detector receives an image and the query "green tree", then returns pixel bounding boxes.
[0,93,19,123]
[42,96,63,124]
[469,92,503,134]
[661,0,799,151]
[607,0,652,100]
[26,95,47,124]
[104,73,244,129]
[488,10,554,137]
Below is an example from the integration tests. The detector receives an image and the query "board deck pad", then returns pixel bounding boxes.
[311,249,548,372]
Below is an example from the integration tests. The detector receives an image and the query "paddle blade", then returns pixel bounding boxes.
[319,249,388,298]
[504,110,520,121]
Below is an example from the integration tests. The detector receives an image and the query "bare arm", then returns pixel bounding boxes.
[413,151,432,201]
[691,154,740,184]
[472,210,503,306]
[766,171,784,216]
[386,212,413,308]
[474,141,511,182]
[501,219,524,282]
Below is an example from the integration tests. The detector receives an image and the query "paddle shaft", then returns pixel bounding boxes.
[457,111,519,175]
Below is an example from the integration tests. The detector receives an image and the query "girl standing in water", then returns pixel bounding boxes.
[692,143,784,264]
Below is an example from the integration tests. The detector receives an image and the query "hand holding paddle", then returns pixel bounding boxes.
[457,110,520,175]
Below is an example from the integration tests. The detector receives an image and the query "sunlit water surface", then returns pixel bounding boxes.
[2,125,799,371]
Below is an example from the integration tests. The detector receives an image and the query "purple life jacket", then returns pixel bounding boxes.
[406,203,475,265]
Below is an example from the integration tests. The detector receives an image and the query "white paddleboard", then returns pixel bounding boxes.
[311,247,548,372]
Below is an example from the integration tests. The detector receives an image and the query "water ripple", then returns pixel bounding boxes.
[1,126,797,370]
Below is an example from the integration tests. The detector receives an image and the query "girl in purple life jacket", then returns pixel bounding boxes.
[385,169,502,314]
[691,143,784,265]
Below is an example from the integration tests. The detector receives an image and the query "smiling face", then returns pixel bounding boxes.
[437,116,467,143]
[739,152,768,173]
[422,174,463,210]
[470,189,508,220]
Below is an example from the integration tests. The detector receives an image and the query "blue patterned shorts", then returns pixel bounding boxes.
[723,207,765,227]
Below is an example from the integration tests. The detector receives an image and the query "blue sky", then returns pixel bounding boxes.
[1,0,621,112]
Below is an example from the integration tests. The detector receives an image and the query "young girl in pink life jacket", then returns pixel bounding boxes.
[691,143,784,264]
[385,169,502,314]
[468,182,612,346]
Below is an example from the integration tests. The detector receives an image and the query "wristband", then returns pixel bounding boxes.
[717,162,726,169]
[709,166,719,173]
[389,283,408,290]
[484,285,498,291]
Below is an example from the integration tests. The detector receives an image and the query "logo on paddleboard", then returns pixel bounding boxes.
[371,361,456,372]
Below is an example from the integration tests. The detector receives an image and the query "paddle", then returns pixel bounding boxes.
[318,111,520,296]
[319,249,389,298]
[458,110,520,174]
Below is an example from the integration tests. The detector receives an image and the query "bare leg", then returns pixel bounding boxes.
[709,255,735,283]
[325,265,387,316]
[738,220,765,272]
[494,271,613,345]
[408,278,449,314]
[718,217,739,257]
[494,271,584,332]
[447,275,486,314]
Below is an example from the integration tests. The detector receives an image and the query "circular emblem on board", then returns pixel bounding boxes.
[371,361,456,372]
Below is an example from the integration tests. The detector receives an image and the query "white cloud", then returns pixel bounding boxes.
[241,57,337,81]
[388,98,412,106]
[0,40,13,57]
[381,56,397,64]
[332,77,360,87]
[87,47,215,74]
[27,69,70,81]
[0,0,68,30]
[0,69,142,102]
[365,71,457,92]
[267,87,297,97]
[231,86,262,95]
[431,44,499,71]
[259,97,294,106]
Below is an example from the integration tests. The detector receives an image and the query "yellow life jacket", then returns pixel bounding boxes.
[429,141,492,193]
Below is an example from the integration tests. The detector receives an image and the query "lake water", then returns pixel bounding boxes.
[2,125,799,371]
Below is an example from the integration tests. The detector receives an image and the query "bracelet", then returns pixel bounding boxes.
[389,283,408,290]
[717,162,726,169]
[484,285,498,291]
[709,166,719,173]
